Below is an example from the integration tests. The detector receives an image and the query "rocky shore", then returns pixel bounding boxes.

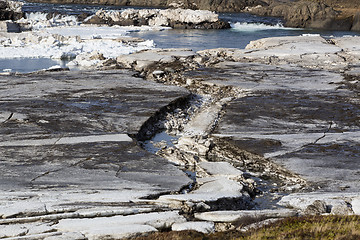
[1,32,359,238]
[0,1,359,239]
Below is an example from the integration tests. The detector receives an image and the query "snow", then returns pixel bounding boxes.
[0,25,156,61]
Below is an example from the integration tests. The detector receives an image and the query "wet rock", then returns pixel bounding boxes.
[172,221,215,233]
[304,200,328,215]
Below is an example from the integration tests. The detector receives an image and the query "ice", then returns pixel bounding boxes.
[231,22,298,32]
[0,25,156,68]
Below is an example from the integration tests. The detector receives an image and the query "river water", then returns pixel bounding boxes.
[1,1,360,72]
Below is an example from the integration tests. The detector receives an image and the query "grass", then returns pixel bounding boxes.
[131,215,360,240]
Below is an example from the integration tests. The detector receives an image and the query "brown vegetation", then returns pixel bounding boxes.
[131,215,360,240]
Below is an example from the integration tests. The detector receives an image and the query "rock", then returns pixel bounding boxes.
[0,0,23,21]
[352,12,360,31]
[0,70,192,238]
[198,162,243,177]
[172,221,215,233]
[55,211,185,232]
[279,193,360,213]
[304,200,328,215]
[247,1,342,30]
[44,232,85,240]
[330,202,354,215]
[116,48,195,71]
[194,209,297,222]
[0,20,20,32]
[84,8,230,29]
[239,218,280,232]
[159,176,244,203]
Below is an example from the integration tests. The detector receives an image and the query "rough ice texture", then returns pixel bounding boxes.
[0,26,155,61]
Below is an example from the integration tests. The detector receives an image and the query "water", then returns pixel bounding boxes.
[2,2,359,72]
[131,12,360,51]
[0,58,67,73]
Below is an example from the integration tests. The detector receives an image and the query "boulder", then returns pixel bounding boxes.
[304,200,328,216]
[330,202,354,215]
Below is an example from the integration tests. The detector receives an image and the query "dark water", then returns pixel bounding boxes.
[131,12,360,51]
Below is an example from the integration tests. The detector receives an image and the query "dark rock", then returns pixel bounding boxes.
[352,12,360,31]
[304,200,328,215]
[248,1,339,29]
[0,10,23,21]
[83,14,112,25]
[77,12,90,22]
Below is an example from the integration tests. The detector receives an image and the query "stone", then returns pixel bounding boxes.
[304,200,328,215]
[0,70,192,238]
[352,12,360,31]
[159,176,244,203]
[194,209,297,222]
[116,48,195,71]
[330,202,354,215]
[56,211,185,232]
[247,1,340,30]
[198,162,243,177]
[172,221,215,234]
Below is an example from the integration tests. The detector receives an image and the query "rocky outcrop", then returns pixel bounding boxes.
[352,12,360,31]
[246,1,351,30]
[84,8,230,29]
[0,0,23,21]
